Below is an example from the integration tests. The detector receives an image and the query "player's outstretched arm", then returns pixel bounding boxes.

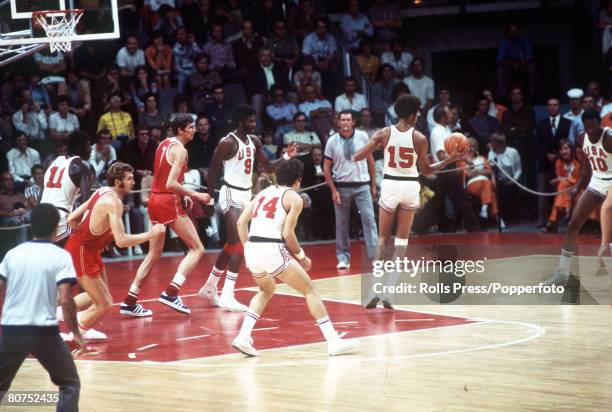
[354,127,388,161]
[107,195,166,248]
[415,131,466,176]
[166,144,210,204]
[206,137,233,197]
[282,190,311,270]
[237,199,256,245]
[573,133,591,193]
[254,136,298,172]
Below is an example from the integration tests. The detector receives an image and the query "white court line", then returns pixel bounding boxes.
[176,335,210,341]
[137,344,158,351]
[395,318,435,322]
[252,327,279,331]
[334,321,359,325]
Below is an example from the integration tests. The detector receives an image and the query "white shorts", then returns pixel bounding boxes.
[587,176,612,198]
[54,210,71,244]
[244,241,292,277]
[218,185,252,214]
[379,179,420,212]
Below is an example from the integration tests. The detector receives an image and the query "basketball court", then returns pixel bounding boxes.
[2,233,610,411]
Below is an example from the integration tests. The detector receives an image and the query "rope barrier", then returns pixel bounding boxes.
[0,223,30,231]
[489,160,577,197]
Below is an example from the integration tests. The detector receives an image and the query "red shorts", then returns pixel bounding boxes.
[65,240,104,279]
[148,192,187,224]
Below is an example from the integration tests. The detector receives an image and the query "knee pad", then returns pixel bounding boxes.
[394,238,409,246]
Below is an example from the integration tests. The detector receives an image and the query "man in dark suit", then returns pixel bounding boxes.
[246,47,292,133]
[535,97,572,227]
[302,146,334,239]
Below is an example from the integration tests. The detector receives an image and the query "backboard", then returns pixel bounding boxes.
[0,0,119,66]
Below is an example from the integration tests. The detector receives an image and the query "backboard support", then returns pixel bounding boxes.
[0,0,119,66]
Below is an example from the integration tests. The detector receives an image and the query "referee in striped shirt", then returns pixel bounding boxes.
[0,203,84,411]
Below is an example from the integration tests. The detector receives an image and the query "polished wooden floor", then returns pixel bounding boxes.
[5,233,612,411]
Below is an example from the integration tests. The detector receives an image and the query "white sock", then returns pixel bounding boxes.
[206,266,224,287]
[169,273,186,291]
[238,310,259,339]
[222,271,238,297]
[128,283,140,297]
[558,249,574,273]
[316,316,337,341]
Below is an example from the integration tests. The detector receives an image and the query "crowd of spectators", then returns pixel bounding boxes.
[0,0,610,256]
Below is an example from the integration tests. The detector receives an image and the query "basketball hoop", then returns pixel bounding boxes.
[32,9,84,53]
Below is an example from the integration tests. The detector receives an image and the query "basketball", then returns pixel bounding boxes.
[444,132,469,155]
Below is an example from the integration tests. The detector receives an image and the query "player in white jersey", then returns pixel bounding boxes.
[354,95,467,308]
[231,159,358,356]
[198,104,296,312]
[40,131,92,246]
[543,109,612,286]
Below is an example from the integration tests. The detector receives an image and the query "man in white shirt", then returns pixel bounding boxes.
[427,89,451,133]
[488,133,522,222]
[429,107,450,162]
[116,35,146,78]
[0,204,84,409]
[563,88,584,123]
[49,96,80,142]
[381,39,413,79]
[6,134,41,188]
[12,95,47,144]
[89,129,117,183]
[403,58,434,113]
[334,76,368,113]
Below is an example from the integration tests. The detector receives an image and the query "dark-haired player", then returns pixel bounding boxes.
[40,131,93,246]
[232,159,358,356]
[197,104,297,312]
[355,95,467,309]
[120,114,211,317]
[543,109,612,285]
[64,163,165,343]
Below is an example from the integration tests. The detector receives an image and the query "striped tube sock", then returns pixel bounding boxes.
[78,321,89,335]
[222,271,238,298]
[558,249,574,273]
[316,316,337,341]
[206,266,224,287]
[124,284,140,306]
[238,310,259,339]
[165,273,186,297]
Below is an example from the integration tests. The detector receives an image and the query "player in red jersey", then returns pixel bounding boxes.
[120,114,212,316]
[197,104,297,312]
[64,163,165,341]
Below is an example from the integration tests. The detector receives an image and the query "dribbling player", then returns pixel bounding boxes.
[121,114,211,316]
[543,109,612,285]
[232,159,358,356]
[64,163,165,344]
[354,95,467,309]
[198,105,297,312]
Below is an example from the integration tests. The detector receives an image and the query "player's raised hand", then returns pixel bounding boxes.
[196,192,212,205]
[151,223,166,236]
[286,143,298,158]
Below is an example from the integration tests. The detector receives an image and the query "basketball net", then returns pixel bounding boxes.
[33,9,84,53]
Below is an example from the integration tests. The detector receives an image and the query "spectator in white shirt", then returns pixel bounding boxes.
[89,129,117,183]
[488,133,522,221]
[340,0,374,50]
[116,35,146,78]
[563,88,584,123]
[48,96,80,142]
[403,58,435,113]
[6,134,41,188]
[381,39,413,79]
[429,106,451,162]
[427,89,451,133]
[334,76,368,113]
